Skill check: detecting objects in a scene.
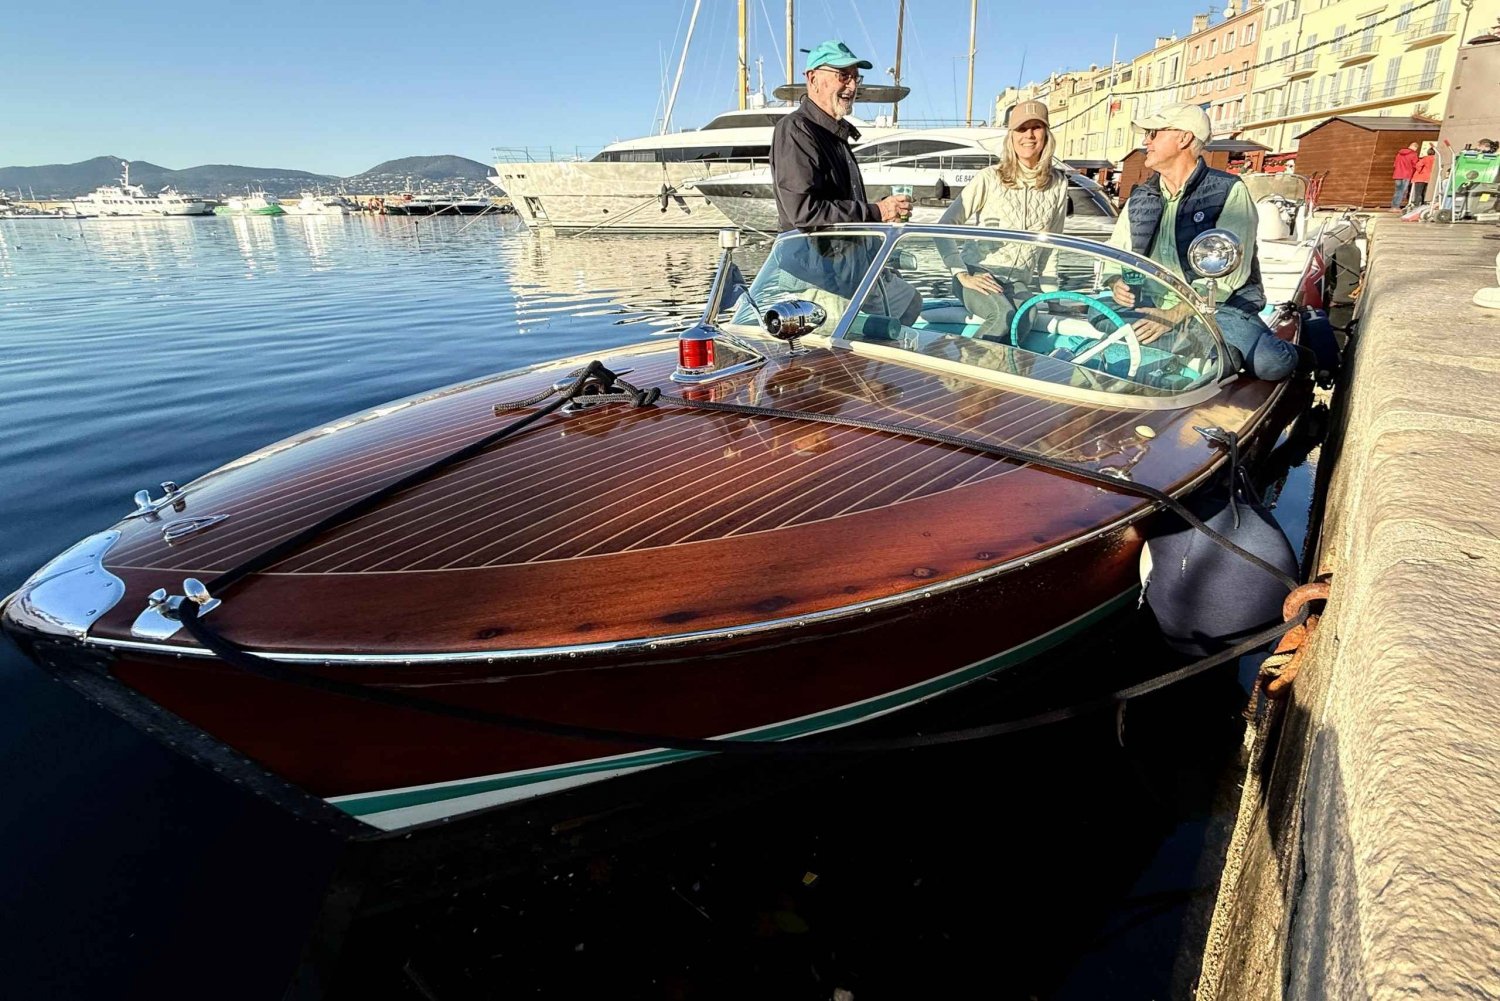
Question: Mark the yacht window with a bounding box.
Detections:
[902,154,1001,171]
[592,145,770,163]
[855,140,967,164]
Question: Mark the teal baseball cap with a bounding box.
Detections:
[803,40,873,72]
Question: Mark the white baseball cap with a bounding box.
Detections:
[1135,102,1212,144]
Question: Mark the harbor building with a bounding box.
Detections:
[1178,0,1266,138]
[1241,0,1498,152]
[996,0,1499,182]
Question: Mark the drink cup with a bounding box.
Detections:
[891,184,913,222]
[1121,268,1151,308]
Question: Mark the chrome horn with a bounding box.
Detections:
[763,300,826,356]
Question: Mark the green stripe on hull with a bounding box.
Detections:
[333,588,1138,819]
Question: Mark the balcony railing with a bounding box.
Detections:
[1331,33,1379,62]
[1404,12,1459,46]
[1287,52,1319,77]
[1379,70,1443,99]
[1247,72,1444,123]
[1212,117,1243,134]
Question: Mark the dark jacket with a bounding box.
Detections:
[771,100,881,232]
[1126,158,1266,314]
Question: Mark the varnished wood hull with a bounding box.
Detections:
[4,331,1302,831]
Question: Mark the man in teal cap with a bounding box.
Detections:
[771,39,911,232]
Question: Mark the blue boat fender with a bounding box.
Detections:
[1300,307,1341,387]
[1139,464,1298,657]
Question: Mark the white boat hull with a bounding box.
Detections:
[492,160,765,234]
[73,199,211,217]
[696,164,1119,241]
[1256,215,1362,308]
[283,201,351,217]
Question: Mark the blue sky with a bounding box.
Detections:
[3,0,1202,176]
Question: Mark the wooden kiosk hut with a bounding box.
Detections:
[1291,116,1440,208]
[1117,139,1270,202]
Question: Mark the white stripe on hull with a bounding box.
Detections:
[330,588,1135,831]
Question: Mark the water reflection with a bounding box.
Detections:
[286,214,342,270]
[227,214,286,277]
[67,217,210,278]
[494,230,771,335]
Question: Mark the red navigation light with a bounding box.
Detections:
[679,336,715,371]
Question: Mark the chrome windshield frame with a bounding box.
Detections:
[762,223,1235,384]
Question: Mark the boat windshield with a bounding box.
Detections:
[1241,173,1307,203]
[735,229,1227,399]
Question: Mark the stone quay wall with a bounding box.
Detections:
[1198,221,1500,999]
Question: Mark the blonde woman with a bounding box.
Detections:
[937,100,1070,341]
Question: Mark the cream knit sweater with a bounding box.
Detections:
[935,167,1070,282]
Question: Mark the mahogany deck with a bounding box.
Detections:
[88,340,1284,656]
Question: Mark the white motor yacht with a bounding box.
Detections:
[72,163,211,217]
[690,127,1119,240]
[493,104,897,235]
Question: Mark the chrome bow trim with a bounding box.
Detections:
[4,531,125,641]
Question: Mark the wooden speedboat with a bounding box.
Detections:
[2,223,1305,835]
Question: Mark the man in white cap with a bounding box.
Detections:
[1105,102,1300,381]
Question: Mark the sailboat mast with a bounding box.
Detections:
[785,0,795,86]
[965,0,978,126]
[738,0,749,110]
[662,0,703,134]
[892,0,905,125]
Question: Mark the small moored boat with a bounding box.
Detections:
[2,223,1306,835]
[282,192,355,216]
[1246,172,1362,309]
[214,191,285,216]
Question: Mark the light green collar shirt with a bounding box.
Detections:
[1105,163,1259,308]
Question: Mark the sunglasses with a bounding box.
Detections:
[1144,128,1184,142]
[815,67,863,84]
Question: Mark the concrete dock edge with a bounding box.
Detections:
[1197,221,1500,1000]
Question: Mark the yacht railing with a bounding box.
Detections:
[491,147,772,169]
[892,117,991,128]
[491,146,607,164]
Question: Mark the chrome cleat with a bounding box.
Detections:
[130,577,222,641]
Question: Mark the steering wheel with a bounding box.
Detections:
[1009,290,1142,377]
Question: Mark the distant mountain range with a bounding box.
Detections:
[0,155,496,199]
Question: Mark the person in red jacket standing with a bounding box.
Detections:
[1410,144,1435,208]
[1392,142,1418,208]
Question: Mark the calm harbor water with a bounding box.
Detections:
[0,214,1327,999]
